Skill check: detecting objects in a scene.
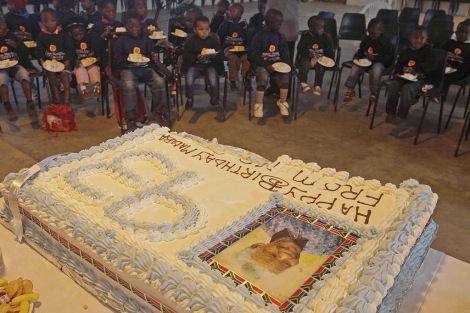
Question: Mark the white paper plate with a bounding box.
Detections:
[0,60,18,69]
[149,34,166,40]
[353,58,372,67]
[171,31,187,38]
[43,60,65,72]
[115,27,126,33]
[229,46,246,52]
[201,51,218,56]
[445,67,457,74]
[127,56,150,63]
[80,57,97,67]
[397,74,418,82]
[272,62,291,73]
[24,41,37,48]
[318,56,335,68]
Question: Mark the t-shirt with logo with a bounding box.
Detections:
[440,39,470,73]
[296,31,334,64]
[249,29,291,68]
[354,33,394,68]
[36,28,77,62]
[217,19,248,49]
[394,44,437,84]
[4,12,41,42]
[0,30,32,69]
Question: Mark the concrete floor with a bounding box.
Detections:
[0,2,469,264]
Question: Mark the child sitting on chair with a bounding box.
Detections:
[80,0,102,24]
[218,2,250,92]
[248,0,266,29]
[0,14,37,122]
[385,26,437,125]
[181,15,224,110]
[69,23,101,100]
[439,21,470,96]
[5,0,41,42]
[344,18,393,102]
[296,16,334,96]
[130,0,160,33]
[36,8,76,105]
[114,9,169,132]
[249,9,292,118]
[210,0,229,33]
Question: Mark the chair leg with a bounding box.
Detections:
[223,73,228,121]
[327,69,336,99]
[165,82,172,128]
[464,90,470,119]
[357,74,362,99]
[414,98,431,145]
[248,83,252,120]
[455,109,470,157]
[295,75,300,120]
[179,75,184,112]
[369,87,382,130]
[36,77,42,109]
[438,96,444,133]
[446,86,463,129]
[334,68,343,112]
[176,75,181,120]
[243,78,247,107]
[11,81,18,106]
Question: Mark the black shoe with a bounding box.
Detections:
[154,111,169,125]
[125,119,137,133]
[230,81,238,92]
[136,115,148,127]
[3,102,18,122]
[210,97,220,107]
[391,116,405,125]
[185,98,194,110]
[385,113,395,124]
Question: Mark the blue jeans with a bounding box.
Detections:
[385,79,424,118]
[344,62,385,93]
[255,66,289,89]
[298,57,325,87]
[121,67,165,119]
[185,66,219,99]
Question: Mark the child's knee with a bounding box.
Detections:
[122,80,136,91]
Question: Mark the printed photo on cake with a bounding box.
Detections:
[213,214,345,302]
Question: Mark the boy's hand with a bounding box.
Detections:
[75,59,82,67]
[63,60,71,69]
[266,64,274,74]
[151,52,158,62]
[197,54,208,61]
[39,59,45,66]
[5,39,17,49]
[308,51,316,59]
[175,22,184,29]
[365,54,374,61]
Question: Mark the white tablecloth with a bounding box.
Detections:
[1,223,469,312]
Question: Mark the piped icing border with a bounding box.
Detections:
[0,125,439,313]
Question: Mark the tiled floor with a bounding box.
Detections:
[1,2,470,264]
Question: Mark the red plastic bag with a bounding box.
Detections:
[42,104,78,132]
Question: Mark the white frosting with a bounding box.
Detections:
[0,125,439,313]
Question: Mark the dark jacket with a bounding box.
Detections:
[181,34,223,75]
[36,28,76,62]
[90,19,125,57]
[114,32,154,70]
[394,44,437,84]
[0,30,32,69]
[440,39,470,73]
[217,19,248,49]
[249,29,291,68]
[81,10,102,24]
[56,9,84,29]
[354,33,394,68]
[4,12,41,41]
[210,15,224,33]
[248,12,264,29]
[72,33,98,60]
[296,31,334,64]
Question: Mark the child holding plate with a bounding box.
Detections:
[5,0,41,43]
[181,15,223,110]
[249,9,292,118]
[217,2,250,92]
[296,16,334,96]
[343,18,393,103]
[36,8,76,105]
[385,26,436,125]
[69,23,101,101]
[114,9,171,132]
[0,14,37,122]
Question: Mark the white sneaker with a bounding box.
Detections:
[301,82,311,92]
[277,101,289,116]
[313,86,321,96]
[254,102,264,118]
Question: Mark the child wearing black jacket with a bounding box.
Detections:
[115,10,171,132]
[0,14,37,122]
[36,8,76,105]
[385,26,437,125]
[5,0,41,42]
[80,0,102,24]
[296,16,334,96]
[218,3,249,92]
[249,9,292,118]
[344,18,394,102]
[181,16,223,110]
